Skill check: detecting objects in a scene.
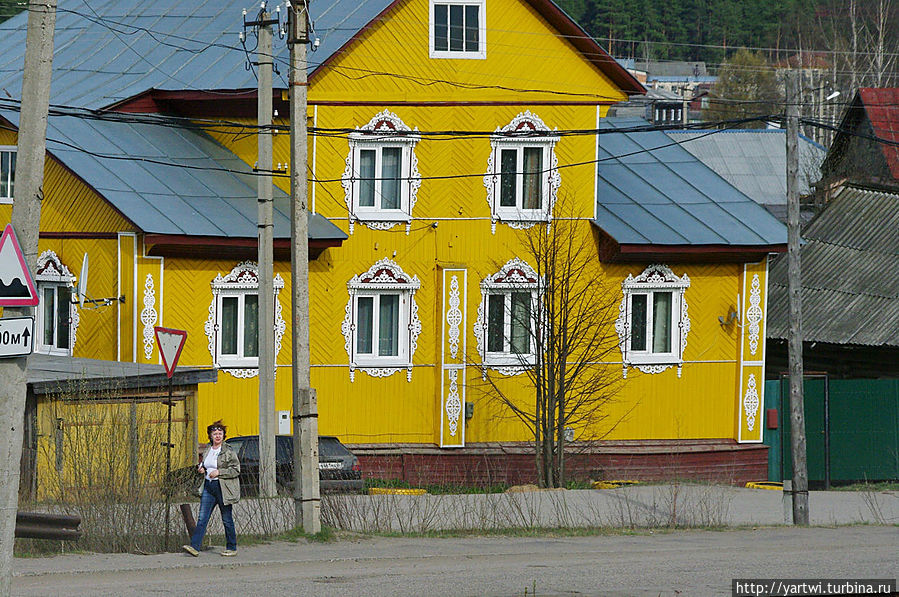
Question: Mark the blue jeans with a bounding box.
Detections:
[190,479,236,551]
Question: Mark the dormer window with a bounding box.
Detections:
[430,0,485,59]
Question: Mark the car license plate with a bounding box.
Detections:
[318,462,342,470]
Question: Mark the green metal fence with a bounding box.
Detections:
[764,377,899,485]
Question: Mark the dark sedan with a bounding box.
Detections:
[225,435,364,494]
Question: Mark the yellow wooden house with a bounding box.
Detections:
[0,0,786,486]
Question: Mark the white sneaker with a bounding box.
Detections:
[182,545,199,557]
[221,549,237,557]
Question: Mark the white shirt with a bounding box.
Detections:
[203,446,221,481]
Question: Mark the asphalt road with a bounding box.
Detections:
[13,526,898,596]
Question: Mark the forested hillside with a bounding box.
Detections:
[557,0,898,85]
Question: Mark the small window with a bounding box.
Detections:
[475,258,539,373]
[205,262,285,376]
[484,112,560,232]
[342,111,421,234]
[430,0,485,59]
[616,264,691,377]
[0,147,16,203]
[342,259,422,381]
[34,251,79,356]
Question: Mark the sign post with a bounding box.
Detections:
[154,326,187,551]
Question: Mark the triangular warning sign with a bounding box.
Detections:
[0,224,39,307]
[154,326,187,378]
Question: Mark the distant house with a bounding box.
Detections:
[634,60,716,97]
[822,88,899,191]
[607,88,686,125]
[666,129,827,222]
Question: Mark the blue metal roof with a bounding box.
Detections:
[0,109,344,241]
[595,118,787,247]
[0,0,392,109]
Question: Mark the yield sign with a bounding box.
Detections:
[154,326,187,378]
[0,224,39,307]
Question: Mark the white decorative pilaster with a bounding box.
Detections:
[141,273,158,360]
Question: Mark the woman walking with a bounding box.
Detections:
[183,420,240,557]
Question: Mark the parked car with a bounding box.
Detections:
[164,435,363,496]
[226,435,363,494]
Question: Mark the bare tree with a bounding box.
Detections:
[475,210,625,488]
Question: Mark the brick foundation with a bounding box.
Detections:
[349,439,768,487]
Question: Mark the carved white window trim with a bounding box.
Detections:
[341,110,421,235]
[474,258,539,376]
[429,0,486,60]
[33,250,79,356]
[746,274,763,356]
[341,258,421,382]
[204,262,285,379]
[141,274,158,361]
[615,264,691,378]
[483,111,561,234]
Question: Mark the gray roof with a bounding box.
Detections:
[666,129,826,207]
[768,186,899,346]
[27,353,217,394]
[635,61,708,77]
[594,118,788,247]
[0,109,345,241]
[0,0,391,109]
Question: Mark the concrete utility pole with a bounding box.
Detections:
[786,70,810,526]
[0,1,57,594]
[288,0,320,533]
[252,8,277,498]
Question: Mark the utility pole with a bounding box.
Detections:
[289,0,320,533]
[0,1,56,594]
[246,6,278,498]
[786,70,810,526]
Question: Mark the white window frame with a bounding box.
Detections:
[341,259,421,382]
[204,262,285,378]
[342,110,420,234]
[34,250,79,356]
[615,264,691,378]
[484,111,561,233]
[429,0,486,60]
[0,146,16,204]
[474,258,539,375]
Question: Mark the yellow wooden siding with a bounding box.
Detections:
[36,238,120,361]
[310,0,627,104]
[117,234,137,362]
